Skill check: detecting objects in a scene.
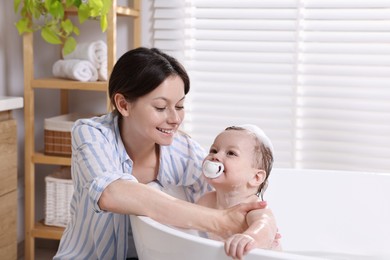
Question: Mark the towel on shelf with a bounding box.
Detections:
[98,59,108,81]
[63,40,107,69]
[52,59,98,82]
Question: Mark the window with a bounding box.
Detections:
[152,0,390,172]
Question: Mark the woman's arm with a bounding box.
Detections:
[98,179,266,238]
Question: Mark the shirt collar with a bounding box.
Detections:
[113,113,132,165]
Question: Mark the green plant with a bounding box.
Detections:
[14,0,111,55]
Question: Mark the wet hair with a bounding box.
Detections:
[109,47,190,112]
[225,126,274,200]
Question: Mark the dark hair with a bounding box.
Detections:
[109,47,190,111]
[225,126,274,201]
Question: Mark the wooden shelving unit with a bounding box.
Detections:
[23,1,141,259]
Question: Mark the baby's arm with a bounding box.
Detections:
[224,207,280,259]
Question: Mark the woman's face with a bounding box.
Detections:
[126,75,186,146]
[204,130,258,189]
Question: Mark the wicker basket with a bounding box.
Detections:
[44,167,73,227]
[44,113,87,156]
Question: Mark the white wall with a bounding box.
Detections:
[1,0,152,244]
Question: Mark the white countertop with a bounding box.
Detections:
[0,96,24,112]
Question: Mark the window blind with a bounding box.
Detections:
[153,0,187,59]
[152,0,390,172]
[296,1,390,171]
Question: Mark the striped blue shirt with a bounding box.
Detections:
[54,112,212,259]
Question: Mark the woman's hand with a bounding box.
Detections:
[215,201,268,239]
[222,203,282,259]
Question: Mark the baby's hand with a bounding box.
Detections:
[224,234,255,260]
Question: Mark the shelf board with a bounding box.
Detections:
[33,152,71,166]
[65,5,139,17]
[32,221,64,240]
[31,78,107,91]
[116,6,140,17]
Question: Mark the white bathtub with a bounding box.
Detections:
[130,169,390,260]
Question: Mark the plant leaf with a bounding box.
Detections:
[44,0,52,12]
[100,14,107,32]
[62,36,77,56]
[89,0,103,17]
[15,18,31,35]
[78,4,90,24]
[14,0,22,13]
[73,26,80,36]
[102,0,111,12]
[65,0,75,8]
[48,0,65,19]
[90,0,103,10]
[73,0,82,8]
[61,19,74,35]
[41,27,62,45]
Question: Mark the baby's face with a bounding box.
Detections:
[204,130,258,186]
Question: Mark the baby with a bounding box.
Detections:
[197,124,281,259]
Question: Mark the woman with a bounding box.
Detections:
[54,47,274,259]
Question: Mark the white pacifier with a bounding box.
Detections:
[202,160,224,178]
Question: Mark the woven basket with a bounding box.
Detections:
[44,113,89,156]
[44,167,73,227]
[44,129,71,156]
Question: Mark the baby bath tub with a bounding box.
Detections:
[130,169,390,259]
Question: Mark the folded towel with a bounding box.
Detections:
[63,40,107,69]
[98,59,108,81]
[52,59,98,82]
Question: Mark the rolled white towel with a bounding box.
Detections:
[52,59,98,82]
[63,40,107,69]
[98,59,108,81]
